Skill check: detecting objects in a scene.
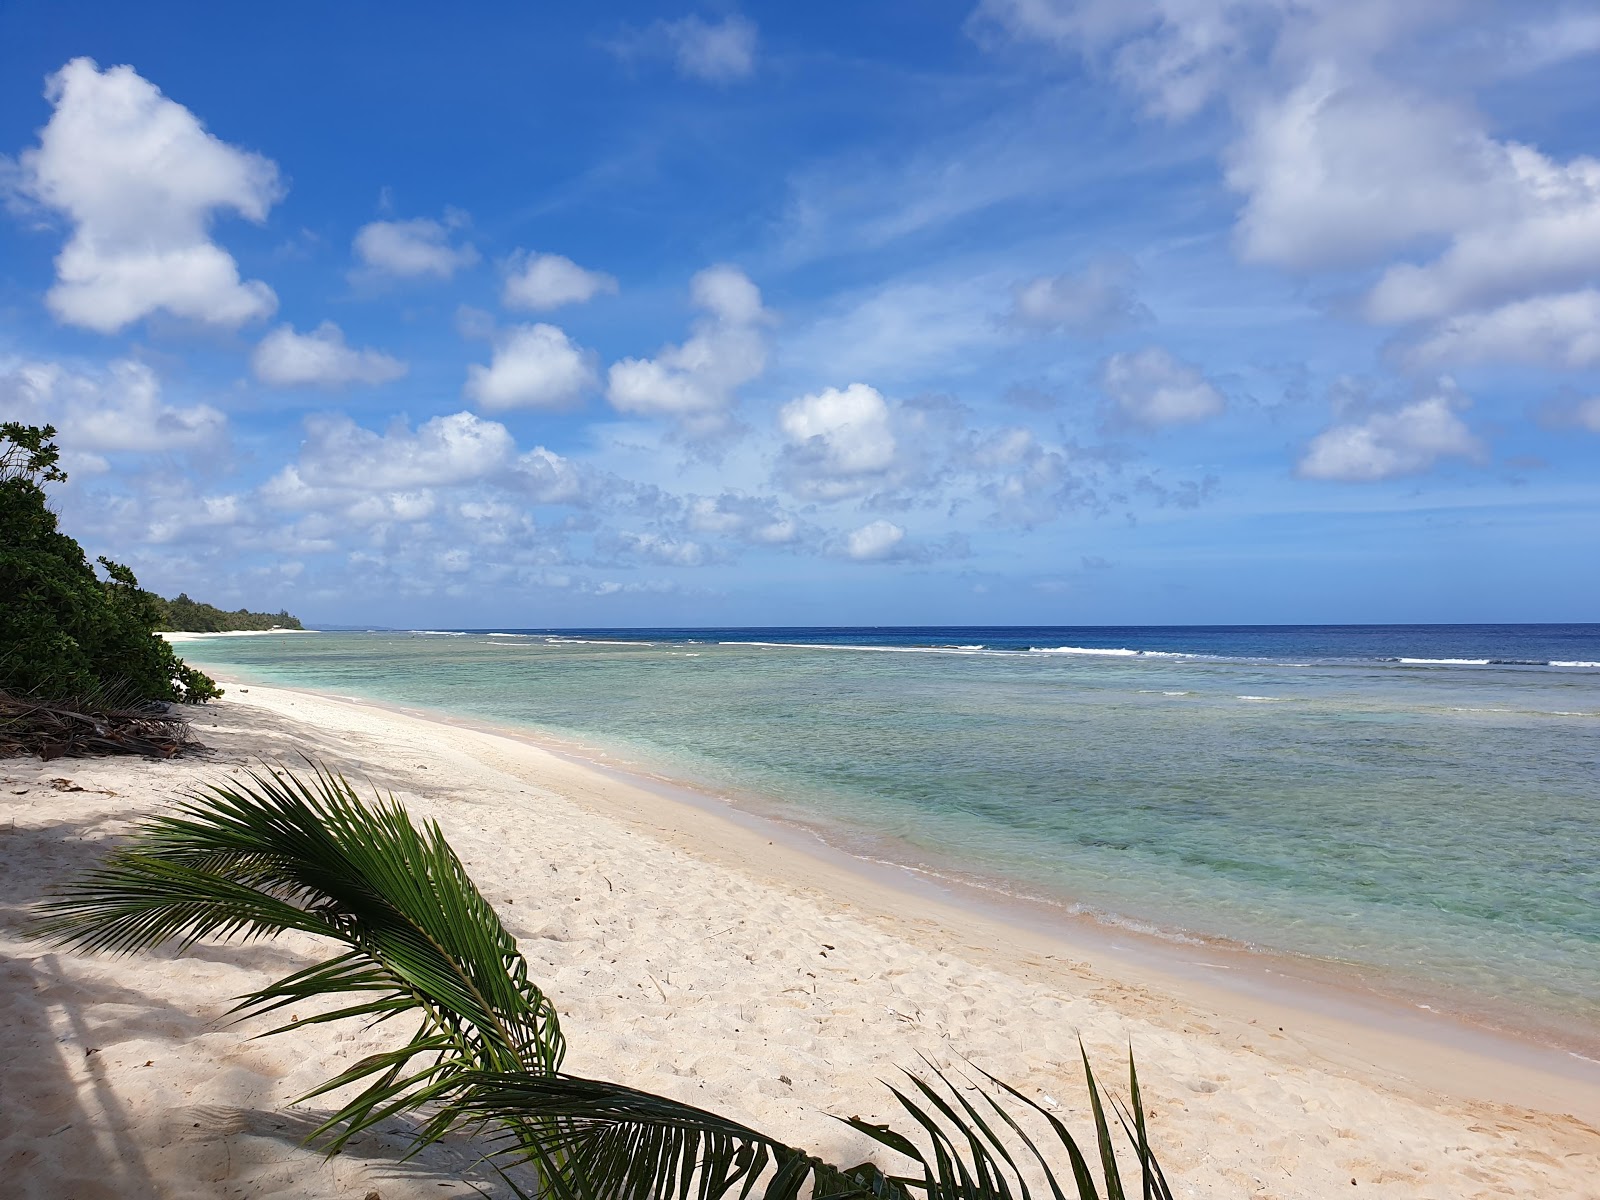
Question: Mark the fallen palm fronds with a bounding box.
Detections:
[0,688,204,760]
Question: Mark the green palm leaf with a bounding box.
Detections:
[35,766,1171,1198]
[34,764,564,1149]
[447,1054,1170,1200]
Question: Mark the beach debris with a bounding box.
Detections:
[0,689,204,760]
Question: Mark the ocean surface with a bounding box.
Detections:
[176,624,1600,1053]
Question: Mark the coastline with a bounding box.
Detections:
[197,654,1600,1074]
[5,681,1598,1197]
[230,673,1600,1100]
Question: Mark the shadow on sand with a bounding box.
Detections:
[0,810,529,1198]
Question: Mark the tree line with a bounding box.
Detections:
[154,593,303,633]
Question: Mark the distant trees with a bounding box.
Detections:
[0,422,221,704]
[154,593,303,633]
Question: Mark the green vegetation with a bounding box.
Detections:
[0,422,220,706]
[37,766,1173,1200]
[154,593,303,633]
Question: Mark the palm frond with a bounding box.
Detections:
[33,764,564,1148]
[447,1053,1170,1200]
[33,765,1173,1198]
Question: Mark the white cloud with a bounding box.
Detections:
[1405,290,1600,370]
[690,262,765,324]
[1225,67,1600,333]
[1010,258,1149,334]
[140,491,247,544]
[845,519,905,562]
[287,410,515,491]
[606,264,769,426]
[466,323,597,410]
[1226,69,1504,273]
[1298,389,1486,482]
[511,446,586,504]
[353,215,479,279]
[252,322,407,387]
[13,57,281,332]
[614,531,709,567]
[962,426,1078,526]
[621,14,758,82]
[686,493,800,545]
[971,0,1281,120]
[1,356,226,455]
[979,2,1600,373]
[502,251,618,311]
[1364,147,1600,323]
[779,383,898,483]
[1098,347,1224,427]
[973,1,1470,122]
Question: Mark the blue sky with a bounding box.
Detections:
[2,1,1598,627]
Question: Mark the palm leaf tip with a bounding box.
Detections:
[454,1055,1170,1200]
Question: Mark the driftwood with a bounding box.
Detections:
[0,690,205,760]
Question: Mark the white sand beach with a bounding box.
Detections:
[2,684,1597,1199]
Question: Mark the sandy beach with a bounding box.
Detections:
[3,684,1598,1199]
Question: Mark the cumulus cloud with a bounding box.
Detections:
[502,251,618,311]
[12,57,281,332]
[610,531,709,567]
[466,323,598,410]
[612,14,758,83]
[1226,70,1504,273]
[979,2,1600,373]
[1364,148,1600,324]
[1404,290,1600,370]
[845,519,905,561]
[353,214,479,279]
[252,322,407,387]
[962,426,1081,526]
[1225,67,1600,335]
[1298,388,1486,482]
[686,493,800,545]
[606,264,769,428]
[285,410,515,491]
[511,446,586,504]
[1098,347,1224,427]
[1,356,226,458]
[1009,257,1149,334]
[779,383,898,497]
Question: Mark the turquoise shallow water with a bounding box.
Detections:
[176,627,1600,1052]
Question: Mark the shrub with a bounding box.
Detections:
[0,423,220,704]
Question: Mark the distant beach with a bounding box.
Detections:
[158,628,317,642]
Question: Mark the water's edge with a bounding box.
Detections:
[202,660,1600,1079]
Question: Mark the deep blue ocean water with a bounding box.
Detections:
[177,624,1600,1051]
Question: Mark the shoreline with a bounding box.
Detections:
[200,661,1600,1081]
[5,681,1599,1197]
[205,672,1600,1118]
